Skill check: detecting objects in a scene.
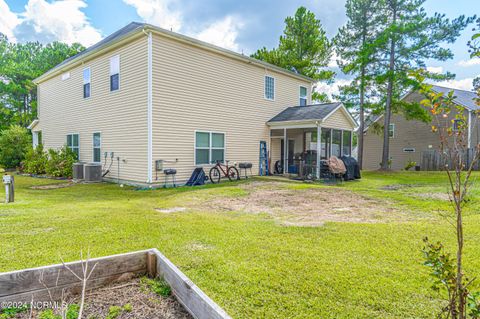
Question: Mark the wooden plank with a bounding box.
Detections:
[0,270,144,304]
[0,250,148,297]
[151,248,231,319]
[146,251,157,278]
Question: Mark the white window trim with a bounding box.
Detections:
[92,132,101,163]
[109,55,120,92]
[264,75,275,101]
[299,85,308,105]
[388,123,395,138]
[194,130,226,166]
[83,67,91,99]
[66,133,80,159]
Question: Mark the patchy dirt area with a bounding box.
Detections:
[413,192,451,201]
[177,182,414,226]
[29,182,75,190]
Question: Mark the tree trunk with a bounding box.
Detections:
[381,5,397,170]
[358,9,368,170]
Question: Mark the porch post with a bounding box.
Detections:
[316,123,321,179]
[283,128,288,174]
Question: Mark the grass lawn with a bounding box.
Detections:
[2,171,480,318]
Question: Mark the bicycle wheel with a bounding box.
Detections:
[227,166,240,181]
[209,166,221,184]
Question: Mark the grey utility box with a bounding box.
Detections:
[73,162,85,180]
[84,163,102,183]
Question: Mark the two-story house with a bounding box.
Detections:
[29,22,356,185]
[362,85,479,170]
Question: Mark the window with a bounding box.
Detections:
[332,129,342,157]
[342,131,352,156]
[321,128,331,159]
[195,131,225,165]
[300,86,308,106]
[83,67,91,98]
[61,72,70,80]
[110,55,120,91]
[67,134,79,160]
[388,123,395,138]
[264,76,275,100]
[93,132,101,162]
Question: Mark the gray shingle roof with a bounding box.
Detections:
[431,85,479,111]
[46,22,145,75]
[36,22,314,84]
[268,103,342,123]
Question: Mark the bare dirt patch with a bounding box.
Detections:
[196,182,412,226]
[29,182,74,190]
[156,207,187,214]
[414,192,451,201]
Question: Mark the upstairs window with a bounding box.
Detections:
[83,67,91,98]
[61,72,70,80]
[67,134,80,160]
[264,76,275,100]
[388,123,395,138]
[300,86,307,106]
[93,132,101,162]
[110,55,120,91]
[195,131,225,165]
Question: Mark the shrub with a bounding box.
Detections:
[45,146,76,178]
[0,125,31,169]
[404,160,417,171]
[23,144,48,175]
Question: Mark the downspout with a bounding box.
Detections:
[316,121,321,179]
[468,110,472,149]
[144,29,153,184]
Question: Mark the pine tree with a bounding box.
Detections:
[252,7,334,102]
[334,0,383,168]
[375,0,473,170]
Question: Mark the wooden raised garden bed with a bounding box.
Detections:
[0,249,230,319]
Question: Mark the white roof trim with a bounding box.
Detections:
[27,119,39,130]
[35,24,314,84]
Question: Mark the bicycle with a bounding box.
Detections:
[209,160,240,184]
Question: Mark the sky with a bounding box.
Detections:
[1,0,479,97]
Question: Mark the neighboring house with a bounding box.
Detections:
[362,85,479,171]
[29,22,356,186]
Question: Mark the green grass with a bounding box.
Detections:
[1,171,480,318]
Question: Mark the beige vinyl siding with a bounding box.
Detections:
[37,36,148,183]
[362,91,465,170]
[323,108,355,130]
[151,33,312,183]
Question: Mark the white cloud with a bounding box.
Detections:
[124,0,244,52]
[123,0,182,31]
[435,77,476,91]
[0,0,20,41]
[457,59,480,67]
[315,79,351,100]
[427,66,443,74]
[194,16,243,51]
[0,0,101,46]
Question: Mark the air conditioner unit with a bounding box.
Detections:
[84,163,102,182]
[73,162,85,180]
